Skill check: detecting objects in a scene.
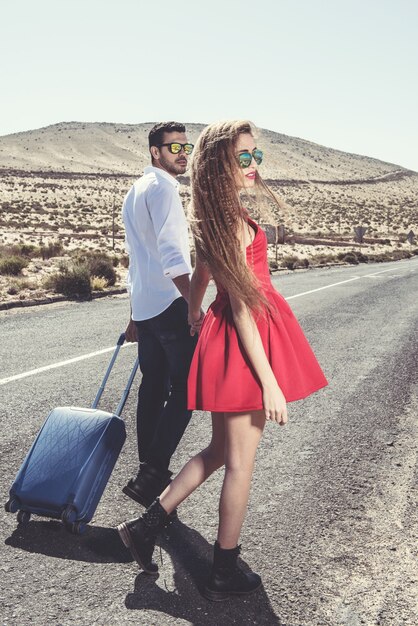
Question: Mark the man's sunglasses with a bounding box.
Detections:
[237,148,263,168]
[158,142,194,155]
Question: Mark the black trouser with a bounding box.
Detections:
[135,297,198,472]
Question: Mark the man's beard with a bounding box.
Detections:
[159,154,187,176]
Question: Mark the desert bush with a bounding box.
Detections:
[40,240,64,260]
[71,251,117,286]
[281,255,299,270]
[46,264,92,300]
[10,243,40,258]
[90,276,107,291]
[119,254,129,268]
[7,278,36,295]
[87,255,117,286]
[341,253,359,265]
[313,253,337,265]
[356,252,369,263]
[367,253,391,263]
[0,255,29,275]
[391,249,412,260]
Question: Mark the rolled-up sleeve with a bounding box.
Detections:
[147,183,191,279]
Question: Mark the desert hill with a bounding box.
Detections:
[0,121,414,181]
[1,122,417,306]
[0,122,417,240]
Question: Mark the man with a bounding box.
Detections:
[122,121,199,510]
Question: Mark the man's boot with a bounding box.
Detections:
[202,541,262,601]
[117,498,169,574]
[122,462,173,508]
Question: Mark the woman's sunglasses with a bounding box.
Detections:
[237,148,263,168]
[158,142,194,155]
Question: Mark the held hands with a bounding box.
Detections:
[188,309,205,336]
[262,380,288,426]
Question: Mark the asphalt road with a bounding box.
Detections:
[1,259,417,626]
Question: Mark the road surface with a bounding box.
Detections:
[1,259,417,625]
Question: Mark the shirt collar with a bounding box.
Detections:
[144,165,180,189]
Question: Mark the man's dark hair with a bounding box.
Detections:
[148,121,186,149]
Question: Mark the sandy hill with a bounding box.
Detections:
[0,121,414,180]
[0,122,417,239]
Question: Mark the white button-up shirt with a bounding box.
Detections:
[122,166,191,321]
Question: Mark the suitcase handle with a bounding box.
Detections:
[91,333,139,417]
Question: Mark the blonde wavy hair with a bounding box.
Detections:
[190,120,287,312]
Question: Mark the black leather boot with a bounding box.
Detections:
[117,498,169,574]
[203,541,262,601]
[122,463,173,508]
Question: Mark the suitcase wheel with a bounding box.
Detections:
[5,498,19,514]
[61,505,77,524]
[16,510,31,524]
[65,521,87,535]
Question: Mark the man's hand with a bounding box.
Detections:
[125,319,138,343]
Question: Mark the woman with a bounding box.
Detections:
[117,120,328,601]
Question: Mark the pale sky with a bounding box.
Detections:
[2,0,417,171]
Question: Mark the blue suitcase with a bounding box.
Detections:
[5,333,138,534]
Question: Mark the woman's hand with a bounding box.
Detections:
[262,380,288,426]
[188,309,205,336]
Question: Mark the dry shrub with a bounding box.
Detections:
[90,276,107,291]
[281,255,300,270]
[6,278,35,295]
[46,263,92,300]
[391,249,412,260]
[40,241,64,259]
[119,254,129,268]
[340,252,359,265]
[73,251,117,286]
[9,243,40,258]
[0,255,29,275]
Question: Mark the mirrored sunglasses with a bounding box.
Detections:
[158,142,194,155]
[237,148,263,168]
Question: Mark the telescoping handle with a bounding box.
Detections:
[91,333,139,417]
[115,358,139,417]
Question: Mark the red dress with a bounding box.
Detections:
[187,220,328,412]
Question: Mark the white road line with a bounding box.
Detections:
[1,261,417,386]
[0,343,133,386]
[285,276,361,300]
[286,263,417,300]
[362,266,411,278]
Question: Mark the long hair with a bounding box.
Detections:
[190,120,287,312]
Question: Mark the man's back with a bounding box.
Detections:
[123,165,191,321]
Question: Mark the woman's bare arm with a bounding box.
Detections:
[229,294,287,424]
[188,252,211,334]
[229,222,287,424]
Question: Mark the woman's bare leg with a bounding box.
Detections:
[217,410,265,548]
[159,412,225,514]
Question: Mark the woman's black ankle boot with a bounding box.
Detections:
[117,498,169,574]
[203,541,262,601]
